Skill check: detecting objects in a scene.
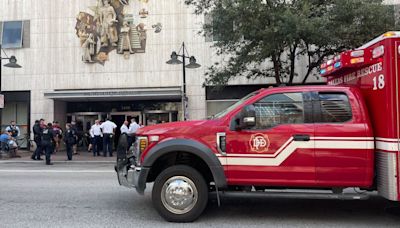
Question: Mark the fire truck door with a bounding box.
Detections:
[225,92,316,186]
[314,92,373,187]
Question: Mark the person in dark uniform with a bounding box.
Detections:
[31,120,43,160]
[71,121,79,155]
[64,123,76,161]
[41,123,54,165]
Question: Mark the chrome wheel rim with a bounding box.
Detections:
[161,176,198,215]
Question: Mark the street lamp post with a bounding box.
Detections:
[0,44,22,129]
[166,42,201,121]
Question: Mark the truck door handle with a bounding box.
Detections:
[293,134,310,141]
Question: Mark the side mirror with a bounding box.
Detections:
[235,105,256,130]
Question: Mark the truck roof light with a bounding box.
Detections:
[320,69,326,74]
[327,59,334,66]
[320,63,327,68]
[327,66,333,71]
[334,62,341,68]
[383,31,397,37]
[350,57,364,64]
[351,50,364,57]
[372,45,384,58]
[334,55,341,61]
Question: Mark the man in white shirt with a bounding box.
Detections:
[128,118,141,146]
[100,118,117,157]
[120,121,129,135]
[90,120,103,156]
[129,118,140,134]
[120,120,131,149]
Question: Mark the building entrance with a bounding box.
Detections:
[65,100,181,150]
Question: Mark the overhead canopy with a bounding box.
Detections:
[44,87,182,102]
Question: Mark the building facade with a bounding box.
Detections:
[1,0,216,138]
[5,0,393,138]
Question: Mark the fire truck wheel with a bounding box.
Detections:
[152,165,208,222]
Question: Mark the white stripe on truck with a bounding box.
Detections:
[219,137,374,166]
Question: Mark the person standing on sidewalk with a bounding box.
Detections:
[120,121,129,134]
[31,120,43,160]
[100,118,117,157]
[120,120,130,146]
[90,120,102,156]
[63,123,76,161]
[88,128,94,153]
[41,123,54,165]
[128,118,141,147]
[52,121,62,154]
[71,121,79,155]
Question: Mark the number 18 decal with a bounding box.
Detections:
[373,74,385,90]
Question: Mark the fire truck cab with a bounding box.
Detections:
[116,32,400,222]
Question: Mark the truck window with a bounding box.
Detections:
[212,91,259,119]
[318,93,352,123]
[253,93,305,129]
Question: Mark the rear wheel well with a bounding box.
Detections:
[147,152,214,185]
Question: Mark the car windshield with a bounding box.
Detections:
[210,91,259,119]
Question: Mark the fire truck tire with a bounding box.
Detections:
[152,165,208,222]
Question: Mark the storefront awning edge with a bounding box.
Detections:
[44,88,183,101]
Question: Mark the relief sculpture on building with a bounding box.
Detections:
[75,0,162,64]
[99,0,119,47]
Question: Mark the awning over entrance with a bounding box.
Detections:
[44,87,182,101]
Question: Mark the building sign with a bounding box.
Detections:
[75,0,162,64]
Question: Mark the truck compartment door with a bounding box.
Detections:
[314,92,374,187]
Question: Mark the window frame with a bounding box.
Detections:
[313,91,353,124]
[1,20,24,49]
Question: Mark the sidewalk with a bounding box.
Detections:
[0,149,115,164]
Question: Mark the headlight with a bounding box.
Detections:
[136,136,148,166]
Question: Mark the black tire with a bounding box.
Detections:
[152,165,208,222]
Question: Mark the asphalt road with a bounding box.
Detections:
[0,162,399,228]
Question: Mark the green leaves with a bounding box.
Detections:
[186,0,397,86]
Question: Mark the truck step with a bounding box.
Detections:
[219,191,370,200]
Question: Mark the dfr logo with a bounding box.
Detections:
[249,133,270,153]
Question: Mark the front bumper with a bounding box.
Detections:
[115,157,149,194]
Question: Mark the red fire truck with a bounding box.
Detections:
[116,32,400,222]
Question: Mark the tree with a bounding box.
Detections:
[185,0,397,86]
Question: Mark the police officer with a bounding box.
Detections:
[31,120,44,160]
[6,121,20,138]
[64,123,76,161]
[41,123,54,165]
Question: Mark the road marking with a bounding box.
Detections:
[0,170,115,173]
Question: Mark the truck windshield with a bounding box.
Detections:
[210,91,259,119]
